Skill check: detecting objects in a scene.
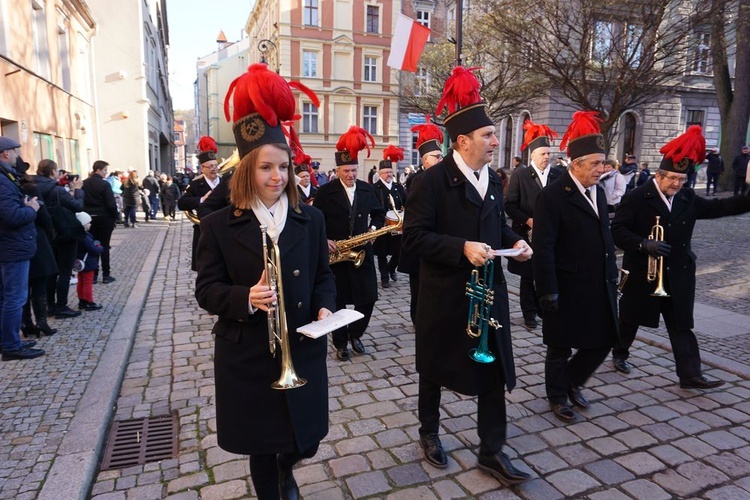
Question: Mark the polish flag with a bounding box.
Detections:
[387,14,431,73]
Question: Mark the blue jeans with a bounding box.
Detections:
[0,260,30,351]
[149,195,159,218]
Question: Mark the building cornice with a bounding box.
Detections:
[63,0,96,29]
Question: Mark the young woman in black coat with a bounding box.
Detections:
[195,63,334,500]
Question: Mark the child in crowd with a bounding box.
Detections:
[75,212,104,311]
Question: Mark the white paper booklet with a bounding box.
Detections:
[493,247,524,257]
[297,309,365,339]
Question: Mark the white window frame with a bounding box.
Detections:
[57,9,71,91]
[302,102,319,133]
[590,20,613,67]
[363,56,377,82]
[414,66,430,96]
[416,9,431,41]
[302,50,318,78]
[363,105,378,135]
[690,31,712,75]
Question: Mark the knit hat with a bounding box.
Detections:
[379,145,404,170]
[411,115,444,157]
[335,126,374,166]
[521,119,558,152]
[196,136,218,165]
[224,63,319,159]
[658,125,706,173]
[436,66,493,142]
[76,212,92,226]
[559,111,606,160]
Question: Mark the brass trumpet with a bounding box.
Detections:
[647,216,670,297]
[465,259,501,364]
[260,225,307,390]
[329,194,403,267]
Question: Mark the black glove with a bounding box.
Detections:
[641,238,671,257]
[539,294,559,313]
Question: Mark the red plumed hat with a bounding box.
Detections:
[521,119,558,152]
[379,145,404,170]
[436,66,493,141]
[658,125,706,173]
[223,63,319,158]
[196,136,218,164]
[335,126,375,166]
[559,111,606,160]
[411,115,444,157]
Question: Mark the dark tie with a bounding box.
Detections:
[474,171,480,180]
[585,188,592,202]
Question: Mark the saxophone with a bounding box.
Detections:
[329,195,403,268]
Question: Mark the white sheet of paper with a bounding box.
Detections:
[297,309,365,339]
[493,248,524,257]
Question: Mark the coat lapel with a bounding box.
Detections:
[529,168,544,190]
[560,172,598,219]
[643,180,670,220]
[227,209,264,260]
[480,174,503,221]
[670,188,691,221]
[443,154,483,209]
[279,207,310,255]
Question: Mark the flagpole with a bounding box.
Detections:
[456,0,463,66]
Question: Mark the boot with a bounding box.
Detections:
[32,295,57,336]
[21,301,40,338]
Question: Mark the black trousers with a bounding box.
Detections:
[519,276,538,319]
[418,374,507,456]
[249,445,318,500]
[48,240,77,309]
[612,299,702,380]
[408,270,419,325]
[545,346,611,404]
[734,175,747,196]
[705,172,720,194]
[90,215,116,278]
[331,302,374,348]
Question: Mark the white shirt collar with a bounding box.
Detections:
[454,151,489,200]
[205,175,220,190]
[653,177,672,211]
[299,184,311,197]
[530,161,549,187]
[569,173,599,217]
[340,179,356,204]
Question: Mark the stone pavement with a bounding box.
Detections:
[1,204,749,499]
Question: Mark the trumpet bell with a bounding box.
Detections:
[271,368,307,390]
[469,348,496,364]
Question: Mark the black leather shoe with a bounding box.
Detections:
[419,434,448,468]
[524,317,538,329]
[350,338,366,354]
[613,358,632,374]
[55,306,82,319]
[21,325,40,338]
[477,451,531,485]
[79,301,103,311]
[680,375,725,390]
[2,347,45,361]
[390,271,398,282]
[381,280,390,288]
[277,459,299,500]
[550,402,577,423]
[336,347,350,361]
[102,276,116,284]
[568,386,590,409]
[0,340,37,353]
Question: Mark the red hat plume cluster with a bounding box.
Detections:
[660,125,706,165]
[435,66,482,116]
[521,119,558,151]
[197,136,218,153]
[382,145,404,163]
[336,126,375,161]
[410,115,444,147]
[559,111,602,154]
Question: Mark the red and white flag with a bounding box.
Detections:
[387,14,431,73]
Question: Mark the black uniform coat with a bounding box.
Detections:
[178,174,219,270]
[297,184,318,205]
[505,165,562,278]
[402,151,522,395]
[532,171,619,349]
[313,179,385,304]
[195,204,336,455]
[611,181,750,331]
[373,180,407,256]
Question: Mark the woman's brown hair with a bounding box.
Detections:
[230,143,299,210]
[124,170,140,188]
[37,159,57,178]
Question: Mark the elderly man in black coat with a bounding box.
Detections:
[313,127,385,362]
[533,111,619,424]
[611,126,750,388]
[505,119,562,329]
[403,66,532,486]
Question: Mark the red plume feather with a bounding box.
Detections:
[197,136,218,153]
[659,125,706,165]
[521,119,558,151]
[336,126,375,160]
[559,111,603,153]
[223,63,319,127]
[411,115,444,148]
[436,66,483,116]
[382,145,404,163]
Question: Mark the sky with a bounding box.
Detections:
[166,0,255,110]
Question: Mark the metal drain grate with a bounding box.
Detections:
[100,413,178,470]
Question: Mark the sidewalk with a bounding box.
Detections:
[1,215,749,499]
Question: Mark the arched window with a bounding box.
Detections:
[622,113,636,164]
[503,116,513,169]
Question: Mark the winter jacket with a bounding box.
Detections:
[77,232,103,272]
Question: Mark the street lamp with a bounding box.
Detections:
[258,39,279,73]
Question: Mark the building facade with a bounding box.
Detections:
[194,35,251,162]
[88,0,174,176]
[0,0,97,174]
[244,0,402,179]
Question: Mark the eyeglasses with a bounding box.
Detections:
[662,174,687,184]
[427,154,444,160]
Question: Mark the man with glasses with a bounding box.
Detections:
[611,126,750,388]
[178,136,221,271]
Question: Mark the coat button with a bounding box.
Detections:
[358,214,362,218]
[293,269,300,277]
[297,302,302,309]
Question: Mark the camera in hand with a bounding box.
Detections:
[67,174,80,181]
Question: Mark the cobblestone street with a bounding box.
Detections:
[1,199,749,499]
